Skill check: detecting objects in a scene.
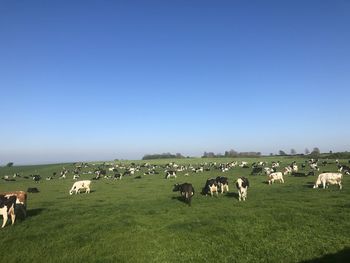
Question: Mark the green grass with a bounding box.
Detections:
[1,157,350,263]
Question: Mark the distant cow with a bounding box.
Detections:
[236,177,249,201]
[216,176,229,193]
[267,172,284,184]
[32,175,41,182]
[338,165,350,175]
[203,178,219,197]
[69,180,92,195]
[165,171,177,179]
[313,173,343,190]
[251,167,263,175]
[0,195,17,228]
[173,183,195,206]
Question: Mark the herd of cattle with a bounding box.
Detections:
[1,158,349,227]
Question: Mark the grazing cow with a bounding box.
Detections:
[69,180,92,195]
[313,173,343,190]
[113,173,122,180]
[271,161,280,168]
[203,178,219,197]
[216,176,229,193]
[32,175,41,182]
[236,177,249,201]
[264,167,276,175]
[310,163,320,171]
[173,183,195,206]
[73,174,80,180]
[165,171,177,179]
[267,172,284,184]
[0,191,27,219]
[0,195,17,228]
[338,165,350,175]
[251,167,263,175]
[239,161,248,167]
[282,166,292,176]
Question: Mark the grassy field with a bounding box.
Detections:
[1,157,350,263]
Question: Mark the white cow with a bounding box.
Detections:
[69,180,92,195]
[313,173,343,190]
[267,172,284,184]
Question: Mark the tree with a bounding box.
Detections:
[6,162,14,167]
[311,147,320,156]
[290,149,297,155]
[305,148,310,155]
[279,150,287,156]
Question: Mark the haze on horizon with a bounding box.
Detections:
[1,1,349,165]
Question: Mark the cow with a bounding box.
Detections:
[338,165,350,175]
[203,178,219,197]
[0,191,27,219]
[267,172,284,184]
[165,171,177,179]
[251,167,263,175]
[113,173,122,180]
[173,183,195,206]
[236,177,249,201]
[0,195,17,228]
[216,176,229,193]
[310,163,320,171]
[313,173,343,190]
[32,175,41,182]
[271,161,280,168]
[69,180,92,195]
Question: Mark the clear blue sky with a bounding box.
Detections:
[1,0,349,164]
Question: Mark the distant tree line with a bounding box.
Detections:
[142,153,185,160]
[202,149,261,158]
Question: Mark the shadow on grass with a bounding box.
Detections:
[224,192,239,200]
[304,182,315,188]
[27,208,45,218]
[171,196,191,206]
[299,247,350,263]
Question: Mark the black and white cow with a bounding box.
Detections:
[338,165,350,175]
[216,176,229,193]
[173,183,195,206]
[236,177,249,201]
[0,195,17,228]
[32,175,41,183]
[165,171,177,179]
[251,167,263,175]
[202,178,219,197]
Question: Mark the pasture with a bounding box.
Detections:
[1,157,350,263]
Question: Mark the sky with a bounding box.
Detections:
[1,0,349,164]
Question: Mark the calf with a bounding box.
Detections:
[216,176,229,193]
[69,180,92,195]
[173,183,195,206]
[203,178,219,197]
[267,172,284,184]
[313,173,343,190]
[0,195,16,228]
[236,177,249,201]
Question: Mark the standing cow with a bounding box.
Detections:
[236,177,249,201]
